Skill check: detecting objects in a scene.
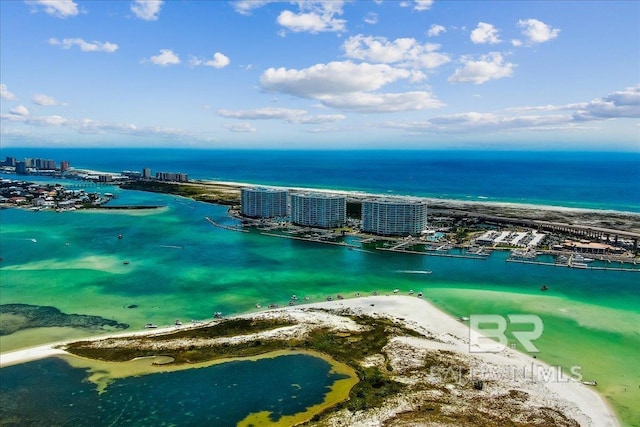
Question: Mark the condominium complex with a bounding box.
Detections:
[290,193,346,228]
[155,172,189,182]
[241,187,289,218]
[362,198,428,236]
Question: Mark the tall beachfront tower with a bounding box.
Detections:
[362,198,428,236]
[241,187,289,219]
[290,193,346,228]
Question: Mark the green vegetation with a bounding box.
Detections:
[65,313,425,417]
[120,181,240,205]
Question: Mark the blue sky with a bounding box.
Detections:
[1,0,639,150]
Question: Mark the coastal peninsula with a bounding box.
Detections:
[1,296,618,426]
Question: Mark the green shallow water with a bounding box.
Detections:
[0,187,638,426]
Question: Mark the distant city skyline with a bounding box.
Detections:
[0,0,639,150]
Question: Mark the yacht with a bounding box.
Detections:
[144,323,158,329]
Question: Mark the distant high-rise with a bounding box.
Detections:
[60,161,70,171]
[15,161,28,175]
[362,199,428,236]
[142,168,152,178]
[155,172,188,182]
[290,193,346,228]
[3,157,16,167]
[241,187,288,218]
[34,158,56,170]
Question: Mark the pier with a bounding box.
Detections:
[506,258,639,272]
[205,216,249,233]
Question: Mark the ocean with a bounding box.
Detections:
[0,149,639,426]
[3,148,639,212]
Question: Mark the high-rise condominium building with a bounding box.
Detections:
[290,193,346,228]
[240,187,289,218]
[362,199,428,236]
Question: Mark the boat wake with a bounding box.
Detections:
[396,270,432,275]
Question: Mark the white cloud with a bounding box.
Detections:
[26,0,78,18]
[470,22,501,44]
[427,24,446,37]
[363,12,378,25]
[448,52,515,84]
[223,123,257,133]
[511,39,523,47]
[260,61,443,113]
[32,93,65,106]
[10,105,30,116]
[147,49,180,66]
[261,61,413,98]
[319,91,443,113]
[380,86,640,135]
[573,85,640,121]
[413,0,434,11]
[518,19,560,44]
[131,0,163,21]
[232,0,275,16]
[218,107,345,124]
[190,52,230,69]
[342,35,450,70]
[48,38,118,53]
[277,1,346,34]
[1,84,17,101]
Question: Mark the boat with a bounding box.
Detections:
[123,261,130,265]
[582,380,597,386]
[144,323,158,329]
[255,303,262,309]
[268,303,278,309]
[213,311,223,319]
[573,254,594,263]
[174,320,183,326]
[393,288,399,294]
[458,316,469,322]
[409,290,414,295]
[417,292,423,298]
[326,296,333,301]
[540,285,549,291]
[290,294,298,301]
[288,300,295,306]
[572,262,588,268]
[304,296,310,301]
[117,234,123,239]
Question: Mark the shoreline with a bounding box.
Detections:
[0,295,620,426]
[196,178,640,216]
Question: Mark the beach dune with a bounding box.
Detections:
[0,295,619,426]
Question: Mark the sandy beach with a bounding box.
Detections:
[0,295,619,426]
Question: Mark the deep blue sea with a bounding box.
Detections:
[2,148,639,212]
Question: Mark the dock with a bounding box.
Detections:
[377,247,489,260]
[506,258,639,272]
[260,231,360,248]
[205,216,249,233]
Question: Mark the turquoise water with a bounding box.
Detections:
[0,354,346,426]
[1,180,639,425]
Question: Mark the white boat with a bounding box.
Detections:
[255,303,262,309]
[144,323,158,329]
[582,380,597,386]
[573,254,594,263]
